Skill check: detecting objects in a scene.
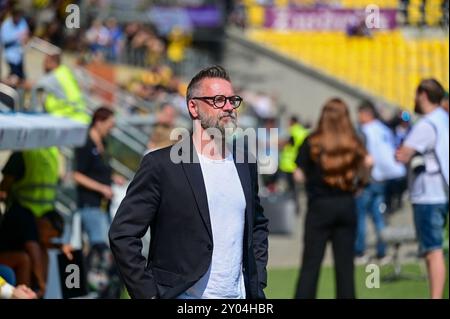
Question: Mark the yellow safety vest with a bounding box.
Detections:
[45,65,91,124]
[279,123,309,173]
[11,147,59,218]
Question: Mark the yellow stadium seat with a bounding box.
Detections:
[408,4,422,26]
[247,5,265,28]
[246,29,449,109]
[274,0,289,7]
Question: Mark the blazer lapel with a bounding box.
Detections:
[180,139,213,241]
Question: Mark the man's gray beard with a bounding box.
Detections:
[198,110,237,140]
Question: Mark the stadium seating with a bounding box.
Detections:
[341,0,399,8]
[248,29,449,109]
[242,0,447,27]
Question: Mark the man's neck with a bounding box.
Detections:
[192,121,229,160]
[422,103,439,115]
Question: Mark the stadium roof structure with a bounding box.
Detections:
[0,113,88,150]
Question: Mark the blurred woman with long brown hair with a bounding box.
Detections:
[294,98,370,299]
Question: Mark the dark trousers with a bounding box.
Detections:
[8,61,25,80]
[295,195,357,299]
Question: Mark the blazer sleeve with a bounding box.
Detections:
[108,153,161,299]
[250,161,269,298]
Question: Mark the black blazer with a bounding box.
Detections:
[109,138,269,299]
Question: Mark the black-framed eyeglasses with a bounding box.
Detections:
[191,95,243,109]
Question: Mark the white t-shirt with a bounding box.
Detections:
[177,152,247,299]
[404,117,448,204]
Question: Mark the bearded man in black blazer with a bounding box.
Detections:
[109,65,269,299]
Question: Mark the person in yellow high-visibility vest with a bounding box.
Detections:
[279,116,309,214]
[35,53,91,124]
[0,147,71,298]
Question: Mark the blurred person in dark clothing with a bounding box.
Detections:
[72,106,123,298]
[293,98,370,299]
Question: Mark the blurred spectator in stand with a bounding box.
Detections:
[146,103,179,153]
[229,0,247,29]
[294,98,370,299]
[85,19,110,59]
[1,8,29,79]
[167,27,191,73]
[105,17,123,62]
[123,22,141,64]
[146,32,166,67]
[129,25,153,67]
[34,53,91,124]
[346,14,372,37]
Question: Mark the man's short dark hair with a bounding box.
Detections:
[358,100,378,118]
[417,79,445,105]
[186,65,231,104]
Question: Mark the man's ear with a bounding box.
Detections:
[188,100,198,119]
